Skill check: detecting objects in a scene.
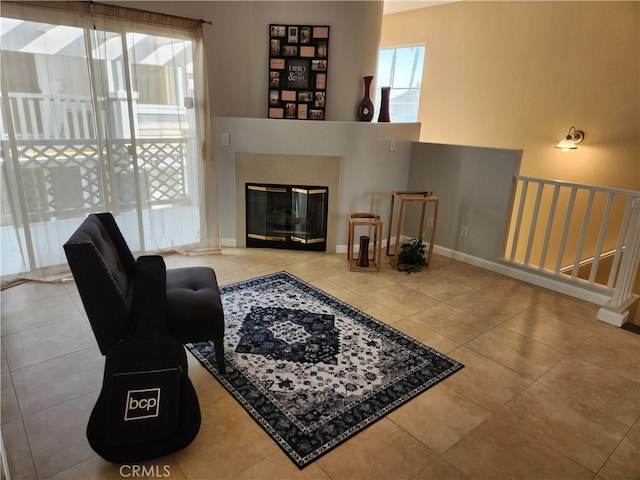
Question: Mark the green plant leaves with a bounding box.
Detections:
[397,238,426,273]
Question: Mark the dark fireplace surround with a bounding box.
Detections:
[245,183,329,252]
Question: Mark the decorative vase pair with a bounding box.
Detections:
[357,76,390,122]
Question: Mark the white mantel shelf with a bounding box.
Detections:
[215,117,420,156]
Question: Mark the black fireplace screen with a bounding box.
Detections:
[246,183,328,251]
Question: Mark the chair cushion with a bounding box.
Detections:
[166,267,224,343]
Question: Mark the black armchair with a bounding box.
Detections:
[63,212,225,373]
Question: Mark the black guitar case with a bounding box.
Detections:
[86,255,201,463]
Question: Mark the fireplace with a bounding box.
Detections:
[246,183,329,251]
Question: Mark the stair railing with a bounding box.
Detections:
[597,197,640,326]
[503,175,640,326]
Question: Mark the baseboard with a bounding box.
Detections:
[221,238,237,248]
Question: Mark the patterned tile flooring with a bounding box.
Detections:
[1,248,638,479]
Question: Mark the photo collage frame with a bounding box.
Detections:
[268,24,329,120]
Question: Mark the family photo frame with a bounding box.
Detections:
[268,24,330,120]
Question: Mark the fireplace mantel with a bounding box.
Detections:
[236,153,340,251]
[214,117,421,251]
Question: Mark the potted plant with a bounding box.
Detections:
[396,238,427,273]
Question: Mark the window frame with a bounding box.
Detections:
[375,44,425,123]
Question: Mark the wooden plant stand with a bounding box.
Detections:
[347,213,383,272]
[386,191,439,269]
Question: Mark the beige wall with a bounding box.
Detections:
[381,1,640,190]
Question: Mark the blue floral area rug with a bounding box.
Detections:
[186,271,463,468]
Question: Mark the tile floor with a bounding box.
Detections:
[1,248,639,480]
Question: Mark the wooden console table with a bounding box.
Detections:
[386,191,439,269]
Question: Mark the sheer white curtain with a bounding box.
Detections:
[0,2,219,285]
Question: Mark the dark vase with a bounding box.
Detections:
[378,86,391,122]
[357,236,370,268]
[357,76,374,122]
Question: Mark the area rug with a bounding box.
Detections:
[186,271,463,468]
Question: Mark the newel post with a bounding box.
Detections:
[597,197,640,326]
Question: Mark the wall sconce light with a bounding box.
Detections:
[555,126,585,151]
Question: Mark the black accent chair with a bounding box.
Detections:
[63,212,225,373]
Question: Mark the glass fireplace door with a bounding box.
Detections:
[246,185,288,242]
[291,187,327,245]
[246,183,328,251]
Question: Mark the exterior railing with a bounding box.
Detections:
[3,92,96,140]
[503,175,640,326]
[1,137,191,226]
[1,91,194,226]
[1,92,189,140]
[1,89,198,274]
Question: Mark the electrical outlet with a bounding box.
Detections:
[461,225,469,238]
[427,217,433,229]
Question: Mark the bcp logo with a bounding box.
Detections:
[124,388,161,421]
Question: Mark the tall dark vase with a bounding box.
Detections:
[357,76,374,122]
[357,236,370,268]
[377,86,391,122]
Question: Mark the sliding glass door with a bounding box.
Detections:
[1,5,205,276]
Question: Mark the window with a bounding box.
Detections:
[0,3,211,277]
[376,45,425,122]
